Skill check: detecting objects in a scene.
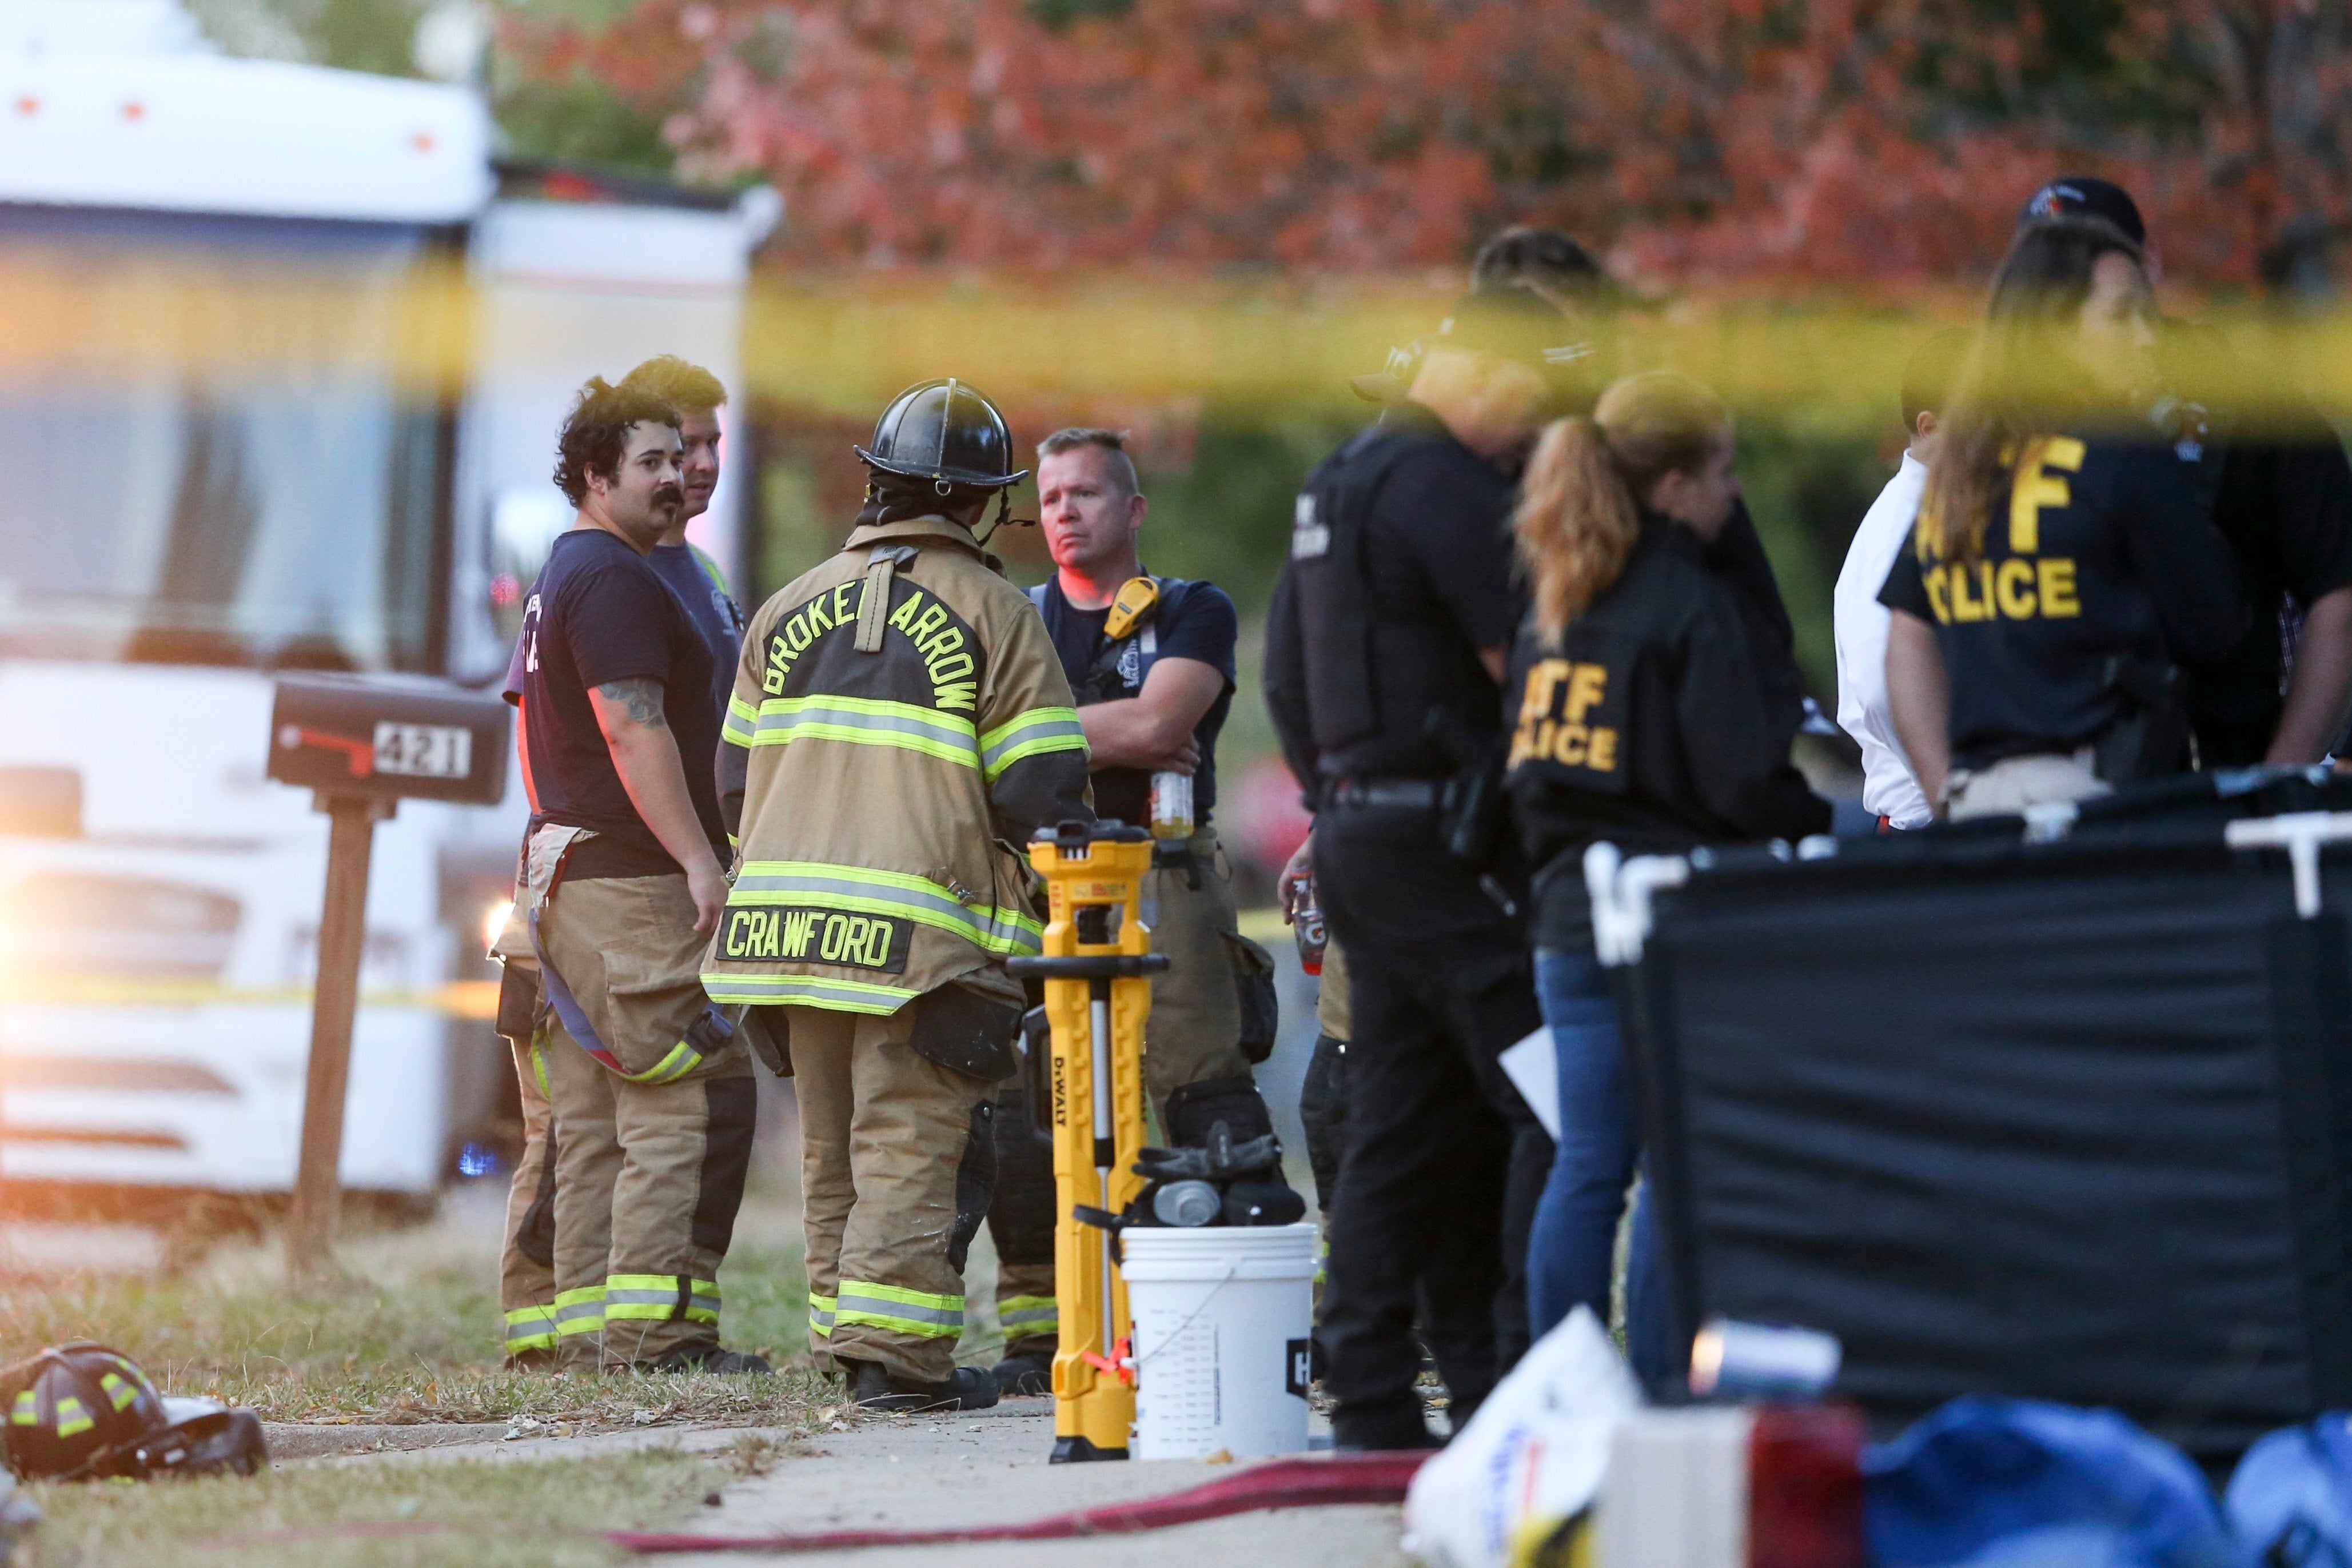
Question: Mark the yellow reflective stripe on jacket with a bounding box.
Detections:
[504,1304,561,1352]
[604,1274,720,1326]
[699,971,921,1014]
[808,1291,836,1340]
[742,695,980,768]
[553,1286,607,1337]
[978,706,1087,781]
[724,694,758,748]
[52,1395,93,1437]
[835,1279,964,1339]
[728,861,1042,956]
[997,1294,1058,1337]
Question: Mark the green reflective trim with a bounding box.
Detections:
[744,695,980,768]
[99,1371,137,1411]
[808,1291,837,1340]
[505,1304,562,1351]
[700,971,920,1015]
[620,1039,703,1086]
[604,1275,721,1326]
[835,1309,962,1339]
[552,1287,605,1336]
[978,707,1087,780]
[729,860,1041,956]
[606,1299,720,1326]
[997,1295,1058,1334]
[607,1274,719,1295]
[529,1038,550,1099]
[53,1396,93,1438]
[723,695,758,748]
[10,1391,34,1426]
[835,1279,964,1338]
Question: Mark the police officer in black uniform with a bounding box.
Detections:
[1880,217,2249,817]
[1265,285,1574,1451]
[2018,176,2352,767]
[1505,372,1829,1387]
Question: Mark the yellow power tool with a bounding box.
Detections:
[1007,820,1167,1463]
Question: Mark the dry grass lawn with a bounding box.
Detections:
[21,1439,794,1568]
[0,1175,822,1427]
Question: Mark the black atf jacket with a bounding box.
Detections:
[1506,514,1829,950]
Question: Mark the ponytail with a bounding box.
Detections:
[1516,370,1731,644]
[1516,418,1638,642]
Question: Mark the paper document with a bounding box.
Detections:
[1498,1026,1560,1140]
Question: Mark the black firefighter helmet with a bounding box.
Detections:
[855,378,1029,493]
[5,1342,266,1482]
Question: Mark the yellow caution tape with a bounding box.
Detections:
[0,976,500,1019]
[0,262,2347,429]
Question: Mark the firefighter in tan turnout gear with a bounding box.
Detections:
[703,378,1093,1412]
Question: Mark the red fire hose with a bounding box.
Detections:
[607,1451,1428,1555]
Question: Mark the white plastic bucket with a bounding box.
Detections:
[1122,1221,1318,1460]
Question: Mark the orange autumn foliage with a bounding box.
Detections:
[518,0,2352,290]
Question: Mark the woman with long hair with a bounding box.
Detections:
[1880,217,2246,819]
[1506,372,1828,1379]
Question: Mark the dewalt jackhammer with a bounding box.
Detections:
[1007,820,1167,1463]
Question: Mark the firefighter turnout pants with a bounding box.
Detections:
[533,870,757,1367]
[790,992,999,1385]
[987,828,1262,1358]
[499,1013,563,1364]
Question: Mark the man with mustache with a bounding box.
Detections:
[493,360,754,1371]
[496,377,764,1374]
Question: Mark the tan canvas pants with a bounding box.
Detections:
[535,864,756,1367]
[497,1022,561,1365]
[1138,829,1255,1106]
[790,995,992,1384]
[991,827,1259,1357]
[1315,932,1352,1042]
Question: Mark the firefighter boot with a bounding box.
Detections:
[846,1359,1002,1413]
[648,1345,772,1375]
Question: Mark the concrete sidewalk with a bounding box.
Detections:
[289,1393,1410,1565]
[652,1398,1412,1568]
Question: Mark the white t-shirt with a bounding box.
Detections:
[1832,453,1934,828]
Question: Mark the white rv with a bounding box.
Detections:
[0,0,775,1203]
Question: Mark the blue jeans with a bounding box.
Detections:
[1526,945,1671,1389]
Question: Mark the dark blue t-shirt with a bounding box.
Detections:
[516,530,726,877]
[508,541,742,720]
[1033,574,1237,828]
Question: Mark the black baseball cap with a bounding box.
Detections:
[1432,284,1593,372]
[2018,176,2146,247]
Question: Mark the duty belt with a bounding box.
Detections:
[1322,777,1442,811]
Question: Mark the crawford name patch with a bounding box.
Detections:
[720,907,912,973]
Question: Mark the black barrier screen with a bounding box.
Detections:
[1625,833,2352,1461]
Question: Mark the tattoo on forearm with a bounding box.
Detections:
[596,677,668,731]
